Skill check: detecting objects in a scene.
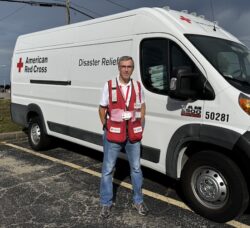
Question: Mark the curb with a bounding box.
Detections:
[0,131,27,142]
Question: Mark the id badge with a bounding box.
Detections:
[122,111,132,120]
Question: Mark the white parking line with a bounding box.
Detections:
[2,142,250,228]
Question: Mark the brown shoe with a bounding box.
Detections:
[132,202,149,216]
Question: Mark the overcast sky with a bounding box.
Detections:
[0,0,250,84]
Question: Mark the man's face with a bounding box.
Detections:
[118,59,134,82]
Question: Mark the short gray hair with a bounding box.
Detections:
[118,56,134,67]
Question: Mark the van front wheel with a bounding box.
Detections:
[28,116,50,151]
[180,151,249,223]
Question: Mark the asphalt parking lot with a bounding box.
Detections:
[0,137,250,228]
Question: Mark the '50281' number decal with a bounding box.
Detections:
[205,111,229,122]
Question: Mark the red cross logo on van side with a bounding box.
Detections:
[17,58,24,72]
[180,16,191,23]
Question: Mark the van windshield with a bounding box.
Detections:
[186,35,250,93]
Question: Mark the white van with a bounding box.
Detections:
[11,7,250,222]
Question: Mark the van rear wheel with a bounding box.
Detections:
[28,116,51,150]
[180,150,249,223]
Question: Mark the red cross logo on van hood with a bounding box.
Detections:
[17,57,24,72]
[180,16,191,23]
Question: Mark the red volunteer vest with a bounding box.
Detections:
[106,78,143,143]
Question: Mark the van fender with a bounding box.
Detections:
[27,103,48,134]
[166,124,241,179]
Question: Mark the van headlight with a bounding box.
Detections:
[239,93,250,115]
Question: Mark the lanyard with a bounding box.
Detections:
[120,85,130,103]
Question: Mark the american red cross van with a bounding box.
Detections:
[11,7,250,222]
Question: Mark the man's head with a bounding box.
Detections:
[118,56,134,84]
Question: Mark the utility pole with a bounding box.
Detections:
[66,0,70,24]
[0,0,94,24]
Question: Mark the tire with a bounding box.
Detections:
[28,116,51,151]
[180,150,249,223]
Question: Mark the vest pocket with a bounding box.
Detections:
[128,120,143,142]
[106,120,126,143]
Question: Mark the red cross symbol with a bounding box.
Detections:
[17,57,24,72]
[180,16,191,23]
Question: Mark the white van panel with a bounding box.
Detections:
[67,39,133,135]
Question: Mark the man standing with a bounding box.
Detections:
[99,56,148,218]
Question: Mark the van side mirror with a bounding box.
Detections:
[169,67,215,100]
[169,67,199,100]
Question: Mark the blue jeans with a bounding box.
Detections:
[100,133,143,206]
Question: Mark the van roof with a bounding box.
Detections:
[15,7,242,51]
[152,7,239,42]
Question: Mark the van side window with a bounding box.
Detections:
[170,41,200,78]
[140,39,202,95]
[140,39,169,95]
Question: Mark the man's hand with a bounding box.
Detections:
[99,106,107,128]
[141,103,146,128]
